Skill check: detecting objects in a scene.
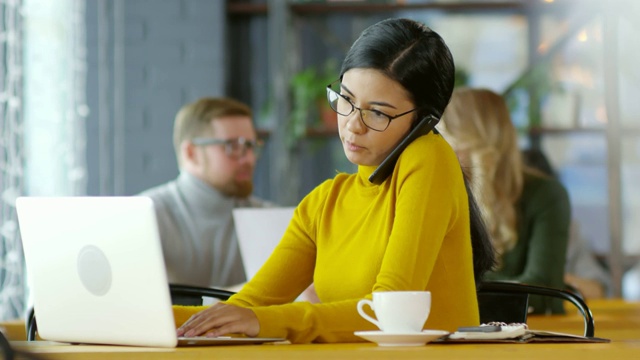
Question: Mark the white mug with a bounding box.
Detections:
[357,291,431,333]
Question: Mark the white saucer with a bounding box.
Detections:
[354,330,449,347]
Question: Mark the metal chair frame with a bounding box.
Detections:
[478,281,595,337]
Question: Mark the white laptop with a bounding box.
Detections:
[232,207,295,280]
[16,196,284,347]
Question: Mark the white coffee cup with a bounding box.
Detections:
[357,291,431,333]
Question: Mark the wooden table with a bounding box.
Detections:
[8,299,640,360]
[0,319,25,342]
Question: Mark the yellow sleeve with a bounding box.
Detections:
[170,181,331,335]
[227,180,330,308]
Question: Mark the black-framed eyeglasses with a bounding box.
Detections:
[191,137,263,159]
[326,80,418,132]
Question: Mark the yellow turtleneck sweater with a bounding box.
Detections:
[174,132,478,343]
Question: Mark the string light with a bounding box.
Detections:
[0,0,25,321]
[578,29,588,42]
[0,0,87,320]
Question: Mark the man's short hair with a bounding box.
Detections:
[173,97,253,166]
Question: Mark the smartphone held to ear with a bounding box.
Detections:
[368,115,440,184]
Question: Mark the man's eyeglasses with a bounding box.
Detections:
[326,80,418,132]
[192,137,263,159]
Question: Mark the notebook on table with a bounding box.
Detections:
[438,323,610,344]
[17,196,285,348]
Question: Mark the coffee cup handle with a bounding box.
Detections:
[357,299,381,329]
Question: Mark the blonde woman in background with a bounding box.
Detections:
[439,87,571,314]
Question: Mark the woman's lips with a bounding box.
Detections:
[345,140,364,152]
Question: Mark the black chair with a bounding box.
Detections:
[26,284,236,341]
[25,307,37,342]
[169,284,235,306]
[477,281,595,337]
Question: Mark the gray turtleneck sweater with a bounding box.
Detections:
[140,172,272,288]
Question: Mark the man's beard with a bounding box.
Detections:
[220,179,253,198]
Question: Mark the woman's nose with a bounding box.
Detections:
[345,109,366,134]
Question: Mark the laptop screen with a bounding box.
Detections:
[232,207,294,280]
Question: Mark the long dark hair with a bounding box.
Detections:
[342,18,496,283]
[465,172,497,284]
[341,18,454,121]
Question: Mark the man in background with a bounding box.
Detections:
[140,97,272,289]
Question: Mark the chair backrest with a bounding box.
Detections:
[478,288,529,324]
[26,284,236,341]
[477,281,595,337]
[169,284,235,306]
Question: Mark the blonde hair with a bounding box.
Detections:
[439,88,523,261]
[173,97,252,167]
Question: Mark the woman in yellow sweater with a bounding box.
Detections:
[176,18,495,343]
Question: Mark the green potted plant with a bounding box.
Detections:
[288,59,339,146]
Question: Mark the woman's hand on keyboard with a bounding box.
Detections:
[176,302,259,338]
